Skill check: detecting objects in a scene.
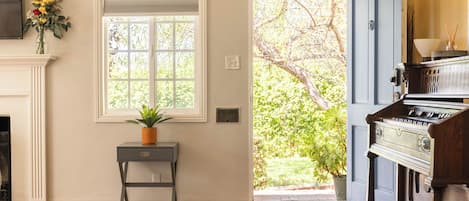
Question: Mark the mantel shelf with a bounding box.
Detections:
[0,54,56,66]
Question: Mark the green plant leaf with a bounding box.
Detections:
[125,120,139,124]
[127,104,172,127]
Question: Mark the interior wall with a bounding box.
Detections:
[0,0,250,200]
[413,0,468,60]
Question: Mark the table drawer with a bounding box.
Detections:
[117,148,175,162]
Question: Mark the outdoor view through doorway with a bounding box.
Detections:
[252,0,347,200]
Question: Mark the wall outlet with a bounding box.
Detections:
[225,55,240,70]
[216,108,240,123]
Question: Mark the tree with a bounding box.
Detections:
[254,0,346,110]
[253,0,347,189]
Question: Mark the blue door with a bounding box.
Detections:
[346,0,402,200]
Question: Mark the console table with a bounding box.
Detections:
[117,142,178,201]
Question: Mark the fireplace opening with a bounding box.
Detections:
[0,117,10,201]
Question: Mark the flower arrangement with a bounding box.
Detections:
[24,0,71,54]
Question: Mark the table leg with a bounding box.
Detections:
[118,162,124,201]
[409,169,414,201]
[119,162,129,201]
[171,162,177,201]
[124,162,129,201]
[433,186,446,201]
[367,152,377,201]
[397,165,406,201]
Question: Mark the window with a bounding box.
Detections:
[96,0,206,122]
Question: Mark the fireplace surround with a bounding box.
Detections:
[0,55,54,201]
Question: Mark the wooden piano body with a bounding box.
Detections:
[366,56,469,201]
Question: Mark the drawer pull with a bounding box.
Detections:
[418,137,431,152]
[139,151,151,158]
[376,128,383,138]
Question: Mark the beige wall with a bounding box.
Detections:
[414,0,468,50]
[0,0,250,200]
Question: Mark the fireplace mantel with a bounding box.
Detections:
[0,55,56,66]
[0,54,55,201]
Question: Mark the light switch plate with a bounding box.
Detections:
[225,55,240,70]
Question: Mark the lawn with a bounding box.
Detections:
[264,157,331,188]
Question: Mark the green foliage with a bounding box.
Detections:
[253,61,320,158]
[302,104,347,182]
[252,0,347,188]
[127,105,172,128]
[253,59,347,185]
[253,137,268,190]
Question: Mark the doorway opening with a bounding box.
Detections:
[251,0,347,200]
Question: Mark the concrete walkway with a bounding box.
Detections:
[254,189,337,201]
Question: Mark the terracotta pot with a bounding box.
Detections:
[141,127,157,145]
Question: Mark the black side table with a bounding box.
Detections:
[117,142,178,201]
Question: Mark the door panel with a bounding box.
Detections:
[351,126,368,184]
[347,0,402,200]
[352,0,370,104]
[376,158,395,192]
[376,0,397,105]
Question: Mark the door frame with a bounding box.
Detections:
[248,0,254,199]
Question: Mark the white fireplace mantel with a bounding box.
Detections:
[0,54,55,201]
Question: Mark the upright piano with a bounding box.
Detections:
[366,56,469,201]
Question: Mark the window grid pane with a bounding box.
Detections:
[130,81,150,108]
[154,17,196,109]
[130,52,149,79]
[175,81,195,108]
[156,81,174,108]
[175,52,195,79]
[107,17,152,110]
[130,23,149,50]
[108,80,129,109]
[105,16,198,112]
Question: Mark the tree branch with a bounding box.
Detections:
[292,0,317,27]
[255,32,332,109]
[326,0,346,64]
[254,0,288,31]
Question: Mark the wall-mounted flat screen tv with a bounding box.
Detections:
[0,0,23,39]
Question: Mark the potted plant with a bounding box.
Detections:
[303,105,347,201]
[127,105,172,145]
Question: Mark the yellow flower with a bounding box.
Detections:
[38,6,47,14]
[39,18,48,24]
[32,0,42,5]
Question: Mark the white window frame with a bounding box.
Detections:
[93,0,207,123]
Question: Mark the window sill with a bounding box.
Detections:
[95,113,207,123]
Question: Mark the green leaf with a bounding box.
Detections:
[53,24,63,39]
[126,120,139,124]
[127,104,172,127]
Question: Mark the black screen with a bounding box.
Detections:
[0,117,11,201]
[0,0,23,39]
